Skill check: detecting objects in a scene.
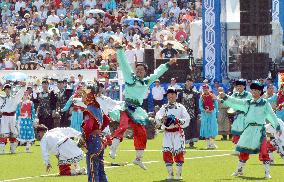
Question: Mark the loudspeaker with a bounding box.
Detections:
[240,0,272,36]
[240,0,252,11]
[144,49,155,74]
[240,53,270,80]
[156,59,191,83]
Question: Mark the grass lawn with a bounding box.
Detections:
[0,134,284,182]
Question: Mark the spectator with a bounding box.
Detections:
[143,3,155,22]
[160,42,179,59]
[151,80,165,107]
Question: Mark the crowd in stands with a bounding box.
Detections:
[0,0,202,71]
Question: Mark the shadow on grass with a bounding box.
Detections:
[250,163,284,166]
[239,176,265,180]
[153,180,185,182]
[214,179,235,181]
[0,152,32,155]
[271,164,284,166]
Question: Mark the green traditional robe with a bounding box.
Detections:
[109,49,169,125]
[228,91,252,135]
[222,95,280,154]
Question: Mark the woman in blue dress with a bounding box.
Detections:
[62,87,86,132]
[199,84,218,149]
[16,91,36,153]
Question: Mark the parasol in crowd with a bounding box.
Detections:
[123,18,144,26]
[0,44,12,51]
[92,32,113,44]
[87,9,105,16]
[164,40,185,51]
[69,40,84,48]
[3,72,28,81]
[156,30,173,40]
[101,48,116,60]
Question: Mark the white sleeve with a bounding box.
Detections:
[40,136,50,166]
[14,86,27,103]
[179,105,190,128]
[61,127,82,138]
[155,106,166,126]
[106,97,123,108]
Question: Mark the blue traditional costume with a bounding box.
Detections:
[16,99,36,152]
[81,87,110,182]
[229,80,252,144]
[221,83,280,179]
[62,87,86,132]
[108,48,170,168]
[199,84,218,149]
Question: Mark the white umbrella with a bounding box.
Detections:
[3,72,28,81]
[164,40,185,51]
[87,9,105,16]
[0,44,12,50]
[69,40,84,48]
[156,30,173,41]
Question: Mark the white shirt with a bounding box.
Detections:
[152,86,165,100]
[170,6,181,18]
[155,102,190,129]
[4,60,14,69]
[15,1,26,12]
[125,49,136,64]
[40,127,81,166]
[85,17,96,25]
[84,0,97,8]
[20,33,32,46]
[33,0,43,11]
[0,86,26,113]
[46,15,60,25]
[134,48,144,63]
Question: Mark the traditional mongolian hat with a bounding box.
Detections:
[235,79,246,86]
[165,87,177,96]
[250,82,264,95]
[3,83,11,90]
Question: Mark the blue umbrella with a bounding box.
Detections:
[93,33,113,44]
[3,72,28,81]
[123,18,144,26]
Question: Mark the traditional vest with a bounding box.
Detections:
[277,92,284,110]
[202,93,214,111]
[20,101,32,118]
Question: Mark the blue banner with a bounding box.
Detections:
[273,0,284,41]
[202,0,222,82]
[280,0,284,41]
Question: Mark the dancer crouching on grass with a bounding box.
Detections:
[36,125,86,176]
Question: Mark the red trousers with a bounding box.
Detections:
[239,137,270,161]
[0,137,17,144]
[232,135,240,144]
[163,151,184,164]
[113,111,147,150]
[59,164,71,176]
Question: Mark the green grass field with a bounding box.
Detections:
[1,134,284,182]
